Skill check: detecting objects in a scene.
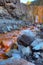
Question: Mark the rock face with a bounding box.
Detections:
[0,0,20,5]
[0,0,28,20]
[0,6,12,19]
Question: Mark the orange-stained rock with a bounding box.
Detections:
[2,39,13,47]
[0,40,13,52]
[0,30,21,54]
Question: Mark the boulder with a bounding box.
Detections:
[0,58,35,65]
[17,30,35,46]
[31,38,43,51]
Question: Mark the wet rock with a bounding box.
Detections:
[21,46,32,56]
[31,38,43,51]
[0,58,35,65]
[17,30,35,46]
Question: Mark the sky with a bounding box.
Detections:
[20,0,34,3]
